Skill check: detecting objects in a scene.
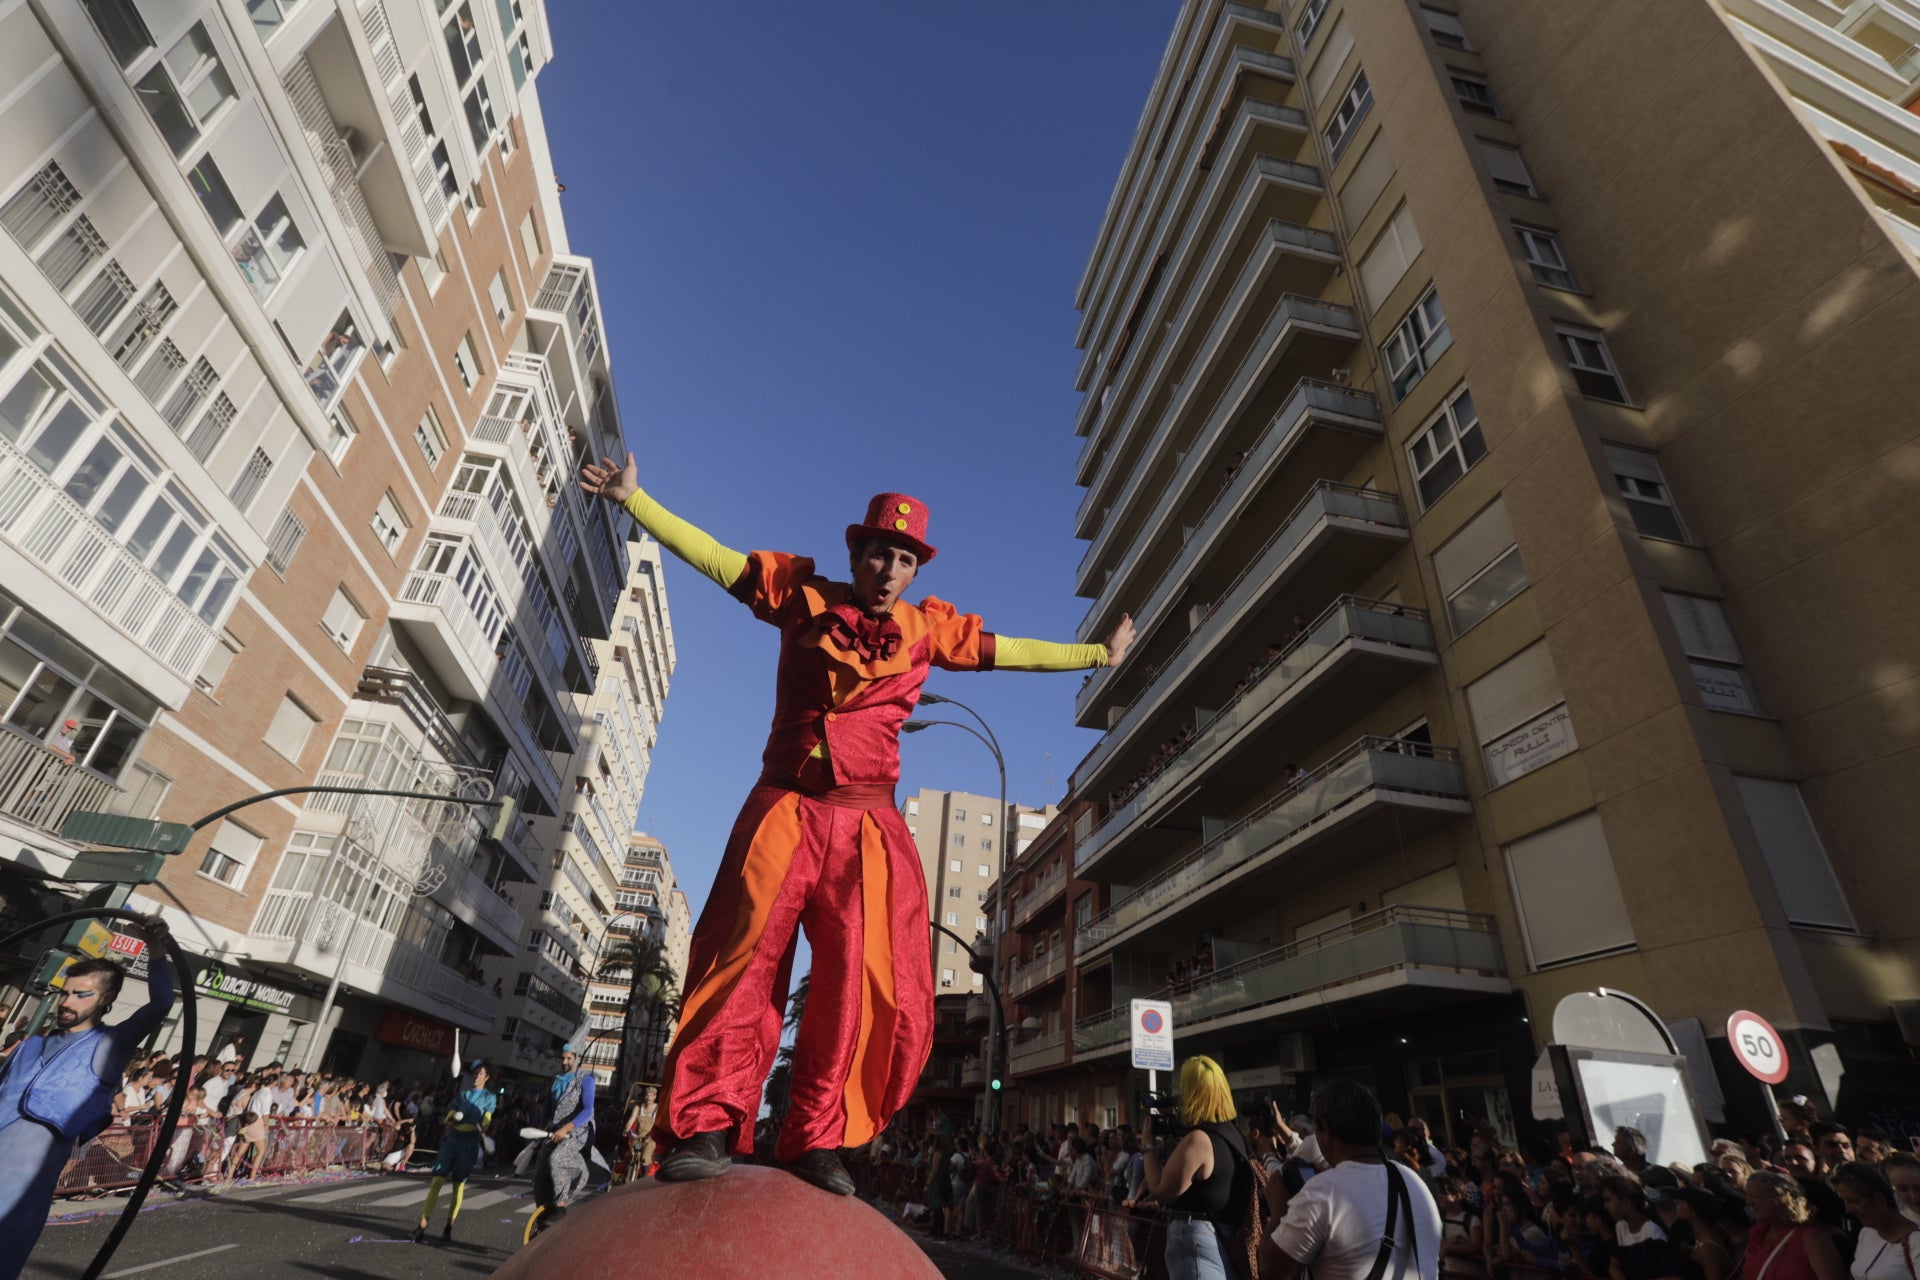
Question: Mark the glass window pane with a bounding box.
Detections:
[86,710,142,777]
[0,639,38,719]
[126,499,176,561]
[7,663,77,736]
[134,66,199,157]
[185,65,235,124]
[62,438,121,508]
[65,691,113,762]
[81,0,155,67]
[152,522,196,581]
[24,400,92,474]
[0,364,55,443]
[163,24,217,80]
[197,568,237,622]
[176,547,218,606]
[1449,548,1528,633]
[186,157,242,235]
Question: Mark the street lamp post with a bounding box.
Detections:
[903,694,1010,1133]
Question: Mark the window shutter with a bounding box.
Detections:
[1663,594,1742,663]
[1467,641,1564,743]
[1358,202,1422,312]
[1338,135,1396,227]
[1478,141,1533,192]
[1506,811,1635,966]
[1307,15,1355,103]
[1434,497,1516,595]
[1734,777,1855,931]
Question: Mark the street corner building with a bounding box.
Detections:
[992,0,1920,1143]
[0,0,678,1089]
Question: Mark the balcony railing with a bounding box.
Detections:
[427,840,523,952]
[1009,1028,1068,1074]
[1078,481,1407,747]
[1074,906,1504,1055]
[1008,949,1069,999]
[400,568,498,679]
[1012,863,1069,928]
[356,666,479,769]
[281,56,402,312]
[964,992,992,1025]
[1079,379,1384,645]
[0,726,122,837]
[1078,737,1469,942]
[1076,597,1434,868]
[960,1058,987,1088]
[0,431,220,682]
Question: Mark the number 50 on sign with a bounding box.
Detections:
[1727,1010,1790,1085]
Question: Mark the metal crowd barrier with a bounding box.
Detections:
[54,1118,406,1197]
[848,1158,1171,1280]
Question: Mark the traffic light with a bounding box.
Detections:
[989,1075,1002,1092]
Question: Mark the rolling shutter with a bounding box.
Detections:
[1506,811,1635,967]
[1734,777,1855,931]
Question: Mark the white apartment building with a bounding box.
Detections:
[580,830,682,1089]
[901,786,1054,994]
[0,0,666,1085]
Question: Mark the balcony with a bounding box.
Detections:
[246,915,498,1031]
[433,492,575,698]
[392,568,497,703]
[0,430,219,693]
[1011,862,1069,928]
[1076,738,1472,963]
[1079,379,1385,650]
[355,665,477,767]
[964,992,992,1026]
[1008,949,1069,999]
[1073,906,1509,1059]
[426,840,523,954]
[960,1057,987,1088]
[0,726,124,854]
[1008,1028,1068,1076]
[1076,597,1438,879]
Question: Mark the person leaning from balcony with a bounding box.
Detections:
[578,453,1134,1196]
[1259,1077,1442,1280]
[41,717,78,766]
[0,917,174,1280]
[1138,1056,1258,1280]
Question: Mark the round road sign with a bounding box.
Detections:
[1141,1009,1164,1035]
[1727,1010,1790,1085]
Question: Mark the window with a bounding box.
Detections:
[1298,0,1331,46]
[953,809,967,821]
[1555,325,1630,403]
[264,694,317,762]
[80,0,155,67]
[1451,73,1498,116]
[975,890,987,903]
[1,163,81,251]
[198,819,261,887]
[160,357,217,432]
[489,270,512,324]
[951,834,964,847]
[325,405,356,462]
[1478,141,1537,196]
[421,249,448,295]
[185,393,234,463]
[1358,202,1422,312]
[194,629,237,695]
[1516,225,1578,290]
[1505,811,1635,967]
[371,492,408,553]
[940,968,955,986]
[1734,777,1854,931]
[74,262,135,337]
[1407,385,1485,508]
[415,407,448,467]
[321,587,364,649]
[944,912,958,927]
[978,864,991,877]
[980,812,992,826]
[1325,70,1374,163]
[107,282,177,371]
[1604,444,1685,541]
[975,916,988,932]
[464,80,498,152]
[948,886,962,899]
[137,24,236,157]
[1337,135,1396,227]
[981,839,993,852]
[1664,594,1761,715]
[1467,642,1577,787]
[519,211,542,264]
[1383,286,1452,401]
[234,194,304,304]
[229,446,272,512]
[185,156,242,236]
[39,217,107,293]
[299,311,362,408]
[906,799,919,816]
[265,510,306,575]
[1434,497,1528,634]
[452,334,480,390]
[1424,7,1470,49]
[949,859,962,874]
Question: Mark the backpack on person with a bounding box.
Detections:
[1229,1146,1276,1280]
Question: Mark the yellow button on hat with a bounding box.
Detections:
[893,518,908,531]
[897,503,911,514]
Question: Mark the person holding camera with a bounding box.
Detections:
[1138,1056,1257,1280]
[1259,1078,1442,1280]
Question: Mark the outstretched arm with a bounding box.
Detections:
[580,452,748,591]
[993,613,1135,671]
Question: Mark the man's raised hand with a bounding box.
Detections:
[580,451,638,505]
[1104,613,1136,668]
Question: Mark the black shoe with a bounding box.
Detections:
[655,1131,732,1183]
[441,1221,452,1243]
[783,1148,855,1196]
[411,1225,426,1245]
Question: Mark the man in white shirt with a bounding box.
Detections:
[1261,1079,1442,1280]
[201,1062,234,1114]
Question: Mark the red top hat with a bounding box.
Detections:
[846,493,937,564]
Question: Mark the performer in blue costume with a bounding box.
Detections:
[413,1061,496,1244]
[535,1045,595,1229]
[0,917,173,1280]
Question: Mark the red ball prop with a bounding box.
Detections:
[489,1164,943,1280]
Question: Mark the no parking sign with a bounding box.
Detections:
[1131,999,1174,1071]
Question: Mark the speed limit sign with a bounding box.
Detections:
[1727,1010,1790,1085]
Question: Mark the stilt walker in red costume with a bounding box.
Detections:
[579,454,1133,1195]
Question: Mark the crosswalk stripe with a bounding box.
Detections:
[454,1190,514,1213]
[515,1203,538,1215]
[364,1185,434,1207]
[287,1180,404,1204]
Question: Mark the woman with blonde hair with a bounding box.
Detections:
[1138,1055,1253,1280]
[1742,1170,1844,1280]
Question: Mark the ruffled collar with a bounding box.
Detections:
[819,602,903,662]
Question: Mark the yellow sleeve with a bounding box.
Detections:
[990,636,1109,672]
[621,486,749,591]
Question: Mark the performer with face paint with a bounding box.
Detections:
[579,455,1133,1195]
[536,1044,595,1228]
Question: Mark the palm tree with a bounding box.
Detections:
[596,935,682,1101]
[760,972,810,1129]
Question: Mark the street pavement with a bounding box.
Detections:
[22,1170,1051,1279]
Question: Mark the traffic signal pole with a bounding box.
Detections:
[930,918,1005,1129]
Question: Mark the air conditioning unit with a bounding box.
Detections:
[1275,1032,1316,1075]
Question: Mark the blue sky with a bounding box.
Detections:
[539,7,1175,930]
